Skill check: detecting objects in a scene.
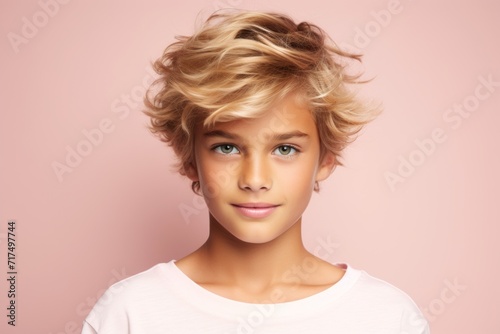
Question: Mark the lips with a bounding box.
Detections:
[231,203,279,219]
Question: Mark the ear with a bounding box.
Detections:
[184,161,199,182]
[315,152,336,182]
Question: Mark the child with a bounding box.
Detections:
[82,10,430,333]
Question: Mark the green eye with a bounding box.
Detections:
[214,145,239,154]
[275,145,297,156]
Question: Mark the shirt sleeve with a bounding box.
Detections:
[399,306,431,333]
[81,320,98,334]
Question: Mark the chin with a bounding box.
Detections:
[228,227,286,245]
[236,236,278,245]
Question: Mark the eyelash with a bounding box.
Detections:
[212,144,300,158]
[213,144,239,155]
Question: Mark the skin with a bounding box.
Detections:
[176,94,345,303]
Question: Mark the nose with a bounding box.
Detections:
[238,154,272,192]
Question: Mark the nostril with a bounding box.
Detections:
[238,163,272,191]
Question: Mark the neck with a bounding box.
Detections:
[196,214,311,287]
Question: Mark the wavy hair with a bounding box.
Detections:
[144,11,379,193]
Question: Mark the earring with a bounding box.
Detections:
[191,181,201,194]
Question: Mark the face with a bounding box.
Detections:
[187,95,335,244]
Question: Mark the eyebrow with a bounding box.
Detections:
[203,130,309,141]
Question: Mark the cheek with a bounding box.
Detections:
[198,159,235,197]
[277,159,318,188]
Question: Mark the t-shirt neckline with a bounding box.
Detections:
[159,260,361,319]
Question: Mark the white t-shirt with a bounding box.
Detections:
[82,261,430,333]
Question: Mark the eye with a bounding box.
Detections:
[274,145,297,156]
[213,144,239,155]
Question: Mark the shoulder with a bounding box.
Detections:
[99,262,171,302]
[339,264,430,333]
[354,270,416,307]
[84,262,176,331]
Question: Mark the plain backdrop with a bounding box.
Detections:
[1,0,499,333]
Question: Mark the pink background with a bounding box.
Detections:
[1,0,499,333]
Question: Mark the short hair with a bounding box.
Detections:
[144,11,378,193]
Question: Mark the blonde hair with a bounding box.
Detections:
[144,11,378,193]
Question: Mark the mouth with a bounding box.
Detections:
[231,203,280,219]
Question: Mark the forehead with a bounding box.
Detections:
[201,95,317,138]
